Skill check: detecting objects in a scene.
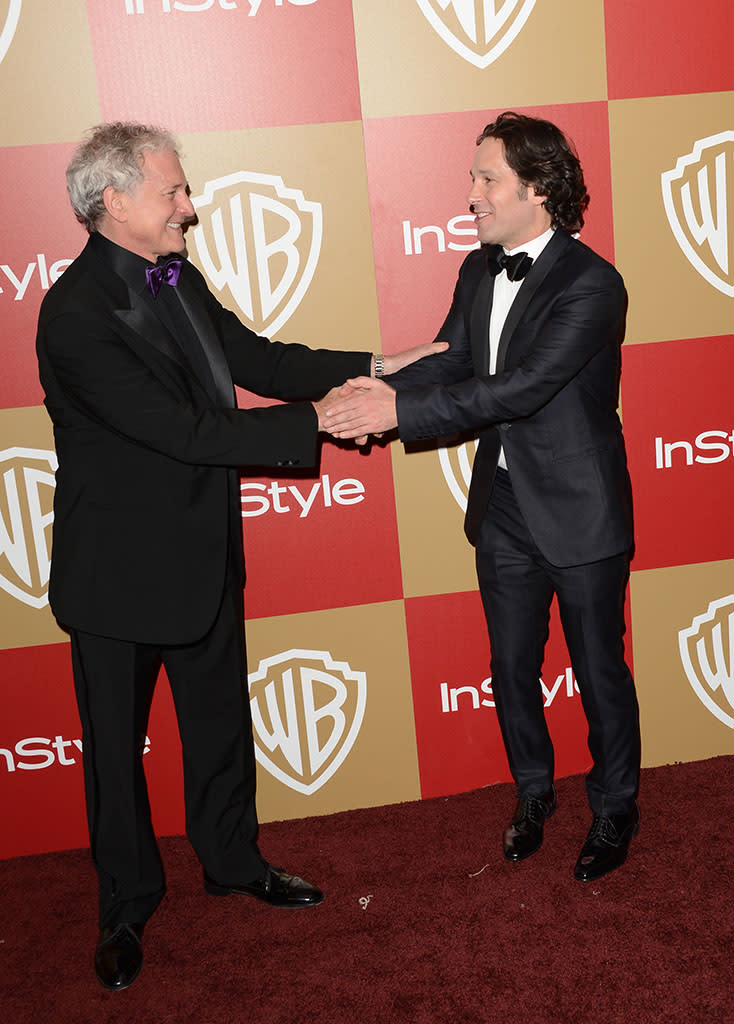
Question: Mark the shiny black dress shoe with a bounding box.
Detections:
[503,787,557,862]
[94,922,144,991]
[204,865,324,908]
[574,805,640,881]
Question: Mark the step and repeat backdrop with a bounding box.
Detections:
[1,0,733,858]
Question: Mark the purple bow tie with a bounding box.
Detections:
[145,258,184,297]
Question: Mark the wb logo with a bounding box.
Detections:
[0,447,57,609]
[661,131,734,297]
[679,596,734,729]
[414,0,536,68]
[190,171,322,337]
[0,0,22,65]
[438,438,478,512]
[248,649,366,794]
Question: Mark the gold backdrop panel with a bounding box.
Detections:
[0,0,100,146]
[390,437,478,599]
[631,560,734,767]
[246,601,421,823]
[352,0,608,119]
[609,91,734,345]
[179,122,381,354]
[0,405,68,649]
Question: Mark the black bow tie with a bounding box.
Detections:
[487,246,533,282]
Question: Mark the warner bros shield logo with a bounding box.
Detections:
[190,171,323,337]
[415,0,536,69]
[679,596,734,729]
[248,649,367,795]
[438,438,478,512]
[0,0,22,66]
[661,131,734,297]
[0,446,57,609]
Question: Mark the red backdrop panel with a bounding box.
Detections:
[86,0,362,133]
[622,334,734,571]
[363,101,615,356]
[0,143,86,410]
[0,643,86,858]
[240,439,403,620]
[0,642,186,859]
[404,591,606,801]
[604,0,734,100]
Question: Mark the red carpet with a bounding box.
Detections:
[2,756,733,1023]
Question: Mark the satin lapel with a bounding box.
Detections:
[113,287,192,373]
[469,269,494,375]
[174,284,235,408]
[496,230,569,372]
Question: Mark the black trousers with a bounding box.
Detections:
[70,566,266,929]
[475,469,640,816]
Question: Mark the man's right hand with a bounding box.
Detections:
[313,387,368,445]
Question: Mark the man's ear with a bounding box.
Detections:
[529,186,549,208]
[103,185,127,223]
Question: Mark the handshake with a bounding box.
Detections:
[314,341,448,444]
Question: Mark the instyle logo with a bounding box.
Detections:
[654,429,734,469]
[248,648,367,794]
[661,131,734,297]
[415,0,536,69]
[190,171,322,337]
[240,473,365,519]
[0,733,151,772]
[438,439,478,512]
[0,0,21,66]
[679,596,734,729]
[0,447,56,609]
[124,0,317,14]
[0,255,72,301]
[401,215,478,256]
[440,666,579,713]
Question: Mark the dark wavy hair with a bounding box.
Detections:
[477,111,589,234]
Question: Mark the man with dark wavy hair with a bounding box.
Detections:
[325,111,641,883]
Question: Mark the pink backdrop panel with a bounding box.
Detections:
[622,334,734,571]
[85,0,362,133]
[363,101,615,356]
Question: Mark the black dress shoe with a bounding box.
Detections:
[204,865,324,908]
[503,787,557,862]
[573,805,640,881]
[94,922,144,991]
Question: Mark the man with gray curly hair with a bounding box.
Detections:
[65,122,180,232]
[37,121,444,992]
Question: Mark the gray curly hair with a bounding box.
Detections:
[66,122,180,232]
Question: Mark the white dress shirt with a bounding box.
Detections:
[489,227,555,470]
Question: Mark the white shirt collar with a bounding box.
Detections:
[505,226,555,260]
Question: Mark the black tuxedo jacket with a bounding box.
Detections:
[388,230,633,568]
[36,234,369,644]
